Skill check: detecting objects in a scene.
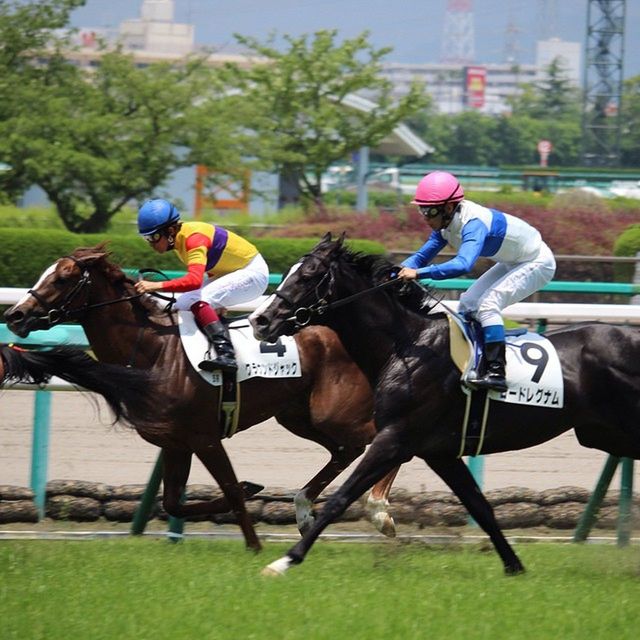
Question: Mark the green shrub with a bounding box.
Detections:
[613,224,640,281]
[0,228,385,287]
[0,206,65,230]
[323,189,402,209]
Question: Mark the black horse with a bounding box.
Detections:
[250,233,640,576]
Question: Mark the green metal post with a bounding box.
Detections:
[573,455,620,542]
[130,451,185,541]
[131,453,164,535]
[467,455,485,487]
[617,458,634,547]
[536,318,548,334]
[30,390,52,519]
[466,456,485,526]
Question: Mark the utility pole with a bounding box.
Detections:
[581,0,626,166]
[441,0,475,64]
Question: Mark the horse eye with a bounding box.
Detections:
[299,266,317,281]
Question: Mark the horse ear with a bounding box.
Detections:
[75,242,111,264]
[322,231,333,243]
[337,232,346,246]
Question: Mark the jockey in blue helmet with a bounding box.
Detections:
[134,198,269,374]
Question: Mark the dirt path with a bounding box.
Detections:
[1,390,638,493]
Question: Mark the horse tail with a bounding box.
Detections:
[0,345,160,428]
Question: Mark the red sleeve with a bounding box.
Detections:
[161,263,206,293]
[185,233,212,252]
[160,232,211,292]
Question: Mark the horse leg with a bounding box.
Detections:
[424,457,525,575]
[162,448,263,517]
[293,443,364,536]
[277,416,398,537]
[366,466,400,538]
[277,406,373,536]
[262,429,411,576]
[191,439,262,552]
[295,465,400,538]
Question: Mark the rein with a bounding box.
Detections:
[286,277,402,328]
[28,258,170,328]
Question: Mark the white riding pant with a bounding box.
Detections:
[458,242,556,328]
[173,254,269,312]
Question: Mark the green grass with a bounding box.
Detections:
[1,539,640,639]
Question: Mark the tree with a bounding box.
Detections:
[507,57,581,121]
[0,1,241,232]
[620,75,640,167]
[223,30,427,208]
[0,0,85,203]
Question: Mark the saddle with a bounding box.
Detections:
[446,310,564,457]
[448,314,525,389]
[177,312,302,439]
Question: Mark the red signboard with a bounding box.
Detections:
[465,66,486,109]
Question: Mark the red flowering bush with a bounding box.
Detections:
[268,197,640,257]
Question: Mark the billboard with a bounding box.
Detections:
[464,66,487,109]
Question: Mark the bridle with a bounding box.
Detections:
[27,256,152,328]
[274,254,402,329]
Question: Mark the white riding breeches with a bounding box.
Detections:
[458,242,556,328]
[173,254,269,311]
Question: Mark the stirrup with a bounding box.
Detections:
[199,355,238,373]
[472,372,507,392]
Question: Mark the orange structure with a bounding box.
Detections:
[194,165,250,219]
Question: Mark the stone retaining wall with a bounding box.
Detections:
[1,481,639,530]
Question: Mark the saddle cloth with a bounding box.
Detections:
[447,311,564,409]
[178,312,302,387]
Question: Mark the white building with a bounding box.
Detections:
[535,38,582,85]
[119,0,194,56]
[379,61,538,115]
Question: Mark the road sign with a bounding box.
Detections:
[537,140,553,167]
[537,140,553,154]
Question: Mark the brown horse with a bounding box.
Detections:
[4,245,399,549]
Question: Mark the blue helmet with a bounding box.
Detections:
[137,199,180,235]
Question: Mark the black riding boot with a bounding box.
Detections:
[472,341,507,392]
[198,321,238,373]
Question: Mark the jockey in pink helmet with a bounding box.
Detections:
[398,171,556,392]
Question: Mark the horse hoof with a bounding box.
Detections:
[372,512,396,538]
[261,556,293,577]
[241,481,264,498]
[505,564,526,576]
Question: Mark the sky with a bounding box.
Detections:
[69,0,640,78]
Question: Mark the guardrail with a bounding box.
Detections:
[2,277,639,529]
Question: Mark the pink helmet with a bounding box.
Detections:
[412,171,464,205]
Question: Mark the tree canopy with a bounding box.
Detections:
[222,30,428,206]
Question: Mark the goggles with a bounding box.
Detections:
[418,204,446,219]
[142,231,163,244]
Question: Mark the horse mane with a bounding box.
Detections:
[335,245,439,317]
[70,244,167,317]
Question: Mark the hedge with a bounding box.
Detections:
[0,228,386,288]
[613,224,640,281]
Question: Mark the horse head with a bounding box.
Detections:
[250,232,438,345]
[4,244,115,337]
[250,232,346,342]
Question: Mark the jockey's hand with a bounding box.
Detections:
[134,279,164,294]
[397,267,418,281]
